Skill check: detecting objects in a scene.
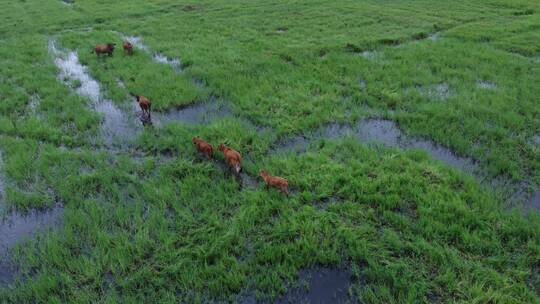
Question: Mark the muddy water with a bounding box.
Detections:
[276,267,352,304]
[49,39,139,146]
[122,35,183,73]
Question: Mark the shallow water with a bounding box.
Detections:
[274,118,479,177]
[123,35,183,72]
[276,267,351,304]
[427,32,441,41]
[49,39,139,146]
[152,98,232,126]
[419,83,450,100]
[477,80,497,90]
[526,190,540,212]
[0,205,64,285]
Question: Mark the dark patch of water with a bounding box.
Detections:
[0,205,64,286]
[273,118,479,177]
[526,190,540,212]
[49,39,139,147]
[276,267,352,304]
[151,98,232,126]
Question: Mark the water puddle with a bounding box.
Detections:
[276,267,352,304]
[532,134,540,145]
[526,190,540,212]
[272,119,540,210]
[273,118,479,175]
[419,83,450,100]
[0,205,64,286]
[477,80,497,90]
[360,50,378,60]
[49,39,139,146]
[427,32,441,41]
[0,151,64,286]
[122,35,183,73]
[150,97,232,126]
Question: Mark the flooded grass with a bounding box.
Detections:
[477,80,497,89]
[273,118,479,174]
[49,39,139,147]
[419,83,450,100]
[122,35,183,73]
[276,267,352,304]
[2,0,540,302]
[151,97,232,126]
[526,190,540,212]
[427,32,441,41]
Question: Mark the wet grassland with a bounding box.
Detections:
[0,0,539,303]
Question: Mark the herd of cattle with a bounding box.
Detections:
[92,41,290,194]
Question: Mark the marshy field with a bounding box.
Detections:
[1,0,540,302]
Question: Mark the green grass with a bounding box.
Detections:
[0,0,539,303]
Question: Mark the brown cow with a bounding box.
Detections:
[219,143,242,174]
[134,95,152,119]
[192,137,213,159]
[259,170,289,194]
[93,43,116,57]
[123,41,133,55]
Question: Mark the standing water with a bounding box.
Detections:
[0,151,63,285]
[48,39,139,147]
[122,35,183,73]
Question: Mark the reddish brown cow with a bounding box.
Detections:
[192,137,213,159]
[219,144,242,174]
[259,170,289,194]
[134,95,152,119]
[123,41,133,55]
[93,43,116,57]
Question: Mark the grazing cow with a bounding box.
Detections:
[192,137,213,159]
[93,43,116,57]
[219,143,242,174]
[123,41,133,55]
[134,95,152,119]
[259,170,289,194]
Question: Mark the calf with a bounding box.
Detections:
[259,170,289,194]
[192,137,213,159]
[93,43,116,57]
[219,143,242,174]
[134,95,152,119]
[123,41,133,55]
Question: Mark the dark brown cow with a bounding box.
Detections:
[123,41,133,55]
[93,43,116,57]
